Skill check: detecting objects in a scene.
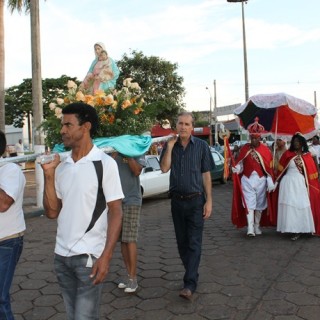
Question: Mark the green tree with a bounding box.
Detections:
[5,75,79,148]
[5,75,79,126]
[116,50,186,127]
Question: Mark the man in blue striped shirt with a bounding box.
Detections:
[160,112,215,300]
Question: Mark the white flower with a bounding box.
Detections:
[56,98,64,105]
[129,82,141,91]
[49,102,56,111]
[123,78,133,87]
[55,107,63,119]
[67,80,77,90]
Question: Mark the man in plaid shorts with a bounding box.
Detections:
[112,152,145,293]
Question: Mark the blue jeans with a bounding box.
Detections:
[54,254,103,320]
[0,236,24,320]
[171,195,205,293]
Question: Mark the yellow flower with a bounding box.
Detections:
[84,95,95,107]
[64,97,70,104]
[121,100,132,109]
[105,94,114,105]
[76,91,85,102]
[94,90,106,98]
[94,97,106,106]
[134,107,142,115]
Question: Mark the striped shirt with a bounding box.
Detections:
[161,136,215,194]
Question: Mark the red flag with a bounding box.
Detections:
[223,137,230,180]
[226,139,249,227]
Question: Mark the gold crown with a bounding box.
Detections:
[247,117,265,135]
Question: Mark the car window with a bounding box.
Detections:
[146,157,161,170]
[211,152,220,163]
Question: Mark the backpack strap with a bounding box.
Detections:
[85,160,106,233]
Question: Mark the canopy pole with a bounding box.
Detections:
[273,108,279,168]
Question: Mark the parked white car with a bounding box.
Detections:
[140,155,170,198]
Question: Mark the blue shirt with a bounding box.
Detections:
[161,136,214,194]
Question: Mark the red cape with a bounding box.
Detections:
[231,143,276,228]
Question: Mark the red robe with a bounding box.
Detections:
[231,143,275,228]
[274,150,320,235]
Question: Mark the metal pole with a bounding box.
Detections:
[213,80,218,144]
[241,1,249,101]
[206,87,213,146]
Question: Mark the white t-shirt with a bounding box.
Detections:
[15,142,24,154]
[54,145,124,258]
[0,162,26,239]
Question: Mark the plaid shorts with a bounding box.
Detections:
[120,205,141,242]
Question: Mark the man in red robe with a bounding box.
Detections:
[232,118,275,236]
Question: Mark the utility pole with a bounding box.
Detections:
[206,87,213,147]
[213,80,218,144]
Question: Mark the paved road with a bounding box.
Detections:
[13,170,320,319]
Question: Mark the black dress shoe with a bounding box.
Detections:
[179,288,193,300]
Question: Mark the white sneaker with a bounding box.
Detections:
[118,281,127,289]
[124,278,138,293]
[117,276,129,289]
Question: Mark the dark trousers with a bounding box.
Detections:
[0,236,23,320]
[171,195,205,293]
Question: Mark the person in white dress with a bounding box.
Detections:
[276,133,320,240]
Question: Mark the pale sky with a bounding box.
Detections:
[4,0,320,117]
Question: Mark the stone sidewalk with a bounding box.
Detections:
[13,170,320,319]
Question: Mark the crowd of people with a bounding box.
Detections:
[231,118,320,241]
[1,41,320,319]
[2,107,320,318]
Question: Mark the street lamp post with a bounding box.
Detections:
[213,80,218,144]
[205,87,213,146]
[227,0,249,101]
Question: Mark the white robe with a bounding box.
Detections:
[277,159,315,233]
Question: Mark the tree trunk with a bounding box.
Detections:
[0,0,5,132]
[30,0,44,147]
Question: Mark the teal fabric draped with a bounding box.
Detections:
[52,135,152,157]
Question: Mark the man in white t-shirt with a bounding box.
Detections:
[15,139,25,169]
[41,103,124,320]
[0,130,26,319]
